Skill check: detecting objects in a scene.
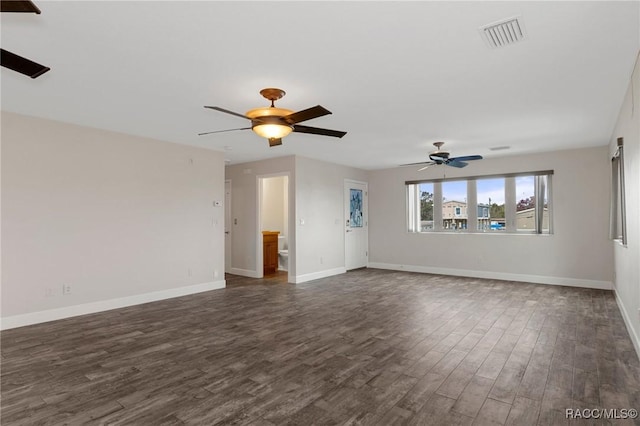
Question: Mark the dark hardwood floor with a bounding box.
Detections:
[2,269,639,425]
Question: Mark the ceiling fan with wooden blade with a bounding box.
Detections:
[401,142,483,171]
[0,0,50,79]
[200,88,347,147]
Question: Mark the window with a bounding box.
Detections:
[419,183,434,231]
[477,178,505,231]
[515,176,535,231]
[407,171,553,234]
[610,137,626,245]
[407,183,433,232]
[516,175,550,233]
[442,181,466,230]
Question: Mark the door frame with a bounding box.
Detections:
[257,172,291,281]
[224,179,232,274]
[344,179,369,270]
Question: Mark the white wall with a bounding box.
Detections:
[610,52,640,356]
[294,156,368,282]
[225,157,296,278]
[368,146,613,289]
[1,112,226,328]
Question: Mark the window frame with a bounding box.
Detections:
[610,137,627,246]
[406,170,554,235]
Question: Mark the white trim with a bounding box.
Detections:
[368,262,612,290]
[293,267,346,284]
[229,267,261,278]
[225,179,232,274]
[1,280,226,330]
[614,290,640,361]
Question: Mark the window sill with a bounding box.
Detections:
[614,238,627,248]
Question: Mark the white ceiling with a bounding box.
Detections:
[2,1,639,170]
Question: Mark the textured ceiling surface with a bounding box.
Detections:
[2,1,639,169]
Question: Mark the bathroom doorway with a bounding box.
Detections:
[258,173,290,281]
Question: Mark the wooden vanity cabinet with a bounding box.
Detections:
[262,231,280,275]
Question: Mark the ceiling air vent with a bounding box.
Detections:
[480,16,526,49]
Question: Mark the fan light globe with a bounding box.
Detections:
[253,123,293,139]
[246,106,294,140]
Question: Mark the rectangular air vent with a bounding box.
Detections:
[480,16,526,49]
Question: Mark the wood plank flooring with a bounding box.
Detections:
[2,269,639,425]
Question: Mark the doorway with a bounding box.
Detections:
[345,180,368,270]
[258,174,290,280]
[224,180,232,273]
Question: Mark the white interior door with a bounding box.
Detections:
[345,180,368,270]
[224,180,232,273]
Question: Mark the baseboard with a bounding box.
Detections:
[614,290,640,361]
[229,267,262,278]
[1,280,226,330]
[293,267,346,284]
[367,262,612,290]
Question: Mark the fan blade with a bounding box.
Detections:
[293,125,346,138]
[446,160,468,168]
[399,161,435,167]
[450,155,483,162]
[1,0,41,13]
[204,106,248,120]
[268,138,283,147]
[1,49,49,78]
[417,164,433,172]
[283,105,331,124]
[198,127,251,136]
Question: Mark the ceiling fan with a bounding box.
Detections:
[401,142,483,171]
[0,0,50,79]
[200,88,347,147]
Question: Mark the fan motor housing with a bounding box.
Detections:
[430,151,450,160]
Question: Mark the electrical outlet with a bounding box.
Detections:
[320,257,324,264]
[214,270,219,279]
[62,284,72,295]
[188,268,193,277]
[45,288,57,297]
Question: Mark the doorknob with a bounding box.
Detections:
[225,231,230,234]
[346,229,352,233]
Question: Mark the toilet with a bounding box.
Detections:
[278,235,288,271]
